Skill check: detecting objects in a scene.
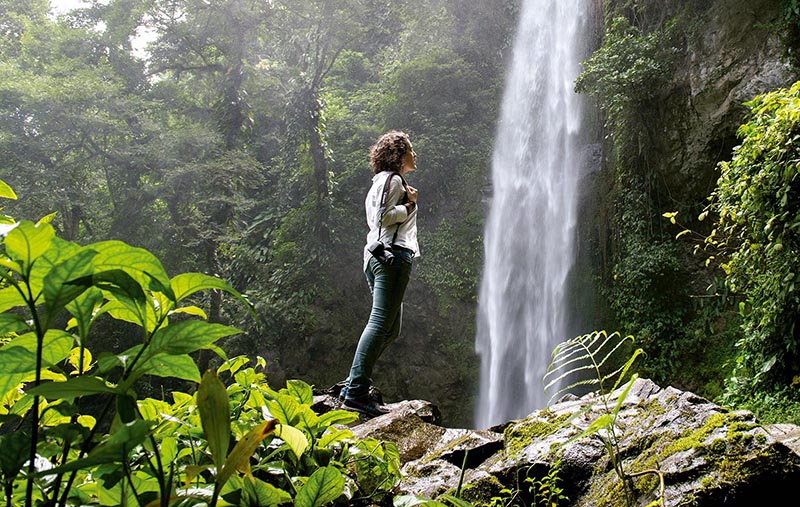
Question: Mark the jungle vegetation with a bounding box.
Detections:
[1,8,800,507]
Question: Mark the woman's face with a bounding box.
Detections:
[400,142,416,173]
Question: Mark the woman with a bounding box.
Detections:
[342,130,419,417]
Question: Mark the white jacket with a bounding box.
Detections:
[362,171,419,270]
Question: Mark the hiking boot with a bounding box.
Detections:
[334,380,383,403]
[342,396,390,418]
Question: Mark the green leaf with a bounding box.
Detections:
[170,305,208,319]
[0,180,17,200]
[0,313,29,335]
[275,424,308,459]
[100,299,154,333]
[0,256,22,275]
[90,240,174,299]
[198,370,231,472]
[0,431,28,478]
[294,466,344,507]
[0,286,26,312]
[42,419,153,475]
[295,406,320,436]
[117,393,137,424]
[265,392,302,426]
[241,476,292,507]
[4,220,55,272]
[26,376,118,402]
[285,379,313,405]
[65,287,103,341]
[0,330,73,374]
[170,272,255,319]
[134,354,202,383]
[218,419,277,486]
[28,237,83,299]
[316,410,359,429]
[42,249,98,326]
[148,320,241,357]
[93,269,147,308]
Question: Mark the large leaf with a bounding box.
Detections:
[170,272,255,319]
[317,410,359,429]
[218,419,277,486]
[92,270,148,323]
[0,330,73,374]
[241,476,292,507]
[198,370,231,472]
[42,249,98,327]
[294,466,345,507]
[65,287,103,341]
[90,240,173,299]
[0,431,28,478]
[28,237,83,302]
[265,392,302,426]
[26,376,118,402]
[99,299,155,333]
[133,354,201,383]
[42,419,153,475]
[0,313,29,335]
[0,180,17,200]
[4,220,55,273]
[0,286,27,312]
[285,379,313,405]
[147,320,241,357]
[274,424,308,459]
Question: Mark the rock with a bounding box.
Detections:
[340,379,800,507]
[349,400,444,462]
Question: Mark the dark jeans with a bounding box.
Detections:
[344,249,413,400]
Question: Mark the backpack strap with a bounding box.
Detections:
[377,171,406,246]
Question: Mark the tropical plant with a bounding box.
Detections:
[543,330,663,507]
[708,82,800,410]
[0,179,401,507]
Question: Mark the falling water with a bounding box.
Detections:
[475,0,589,428]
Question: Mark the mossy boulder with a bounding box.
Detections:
[337,378,800,506]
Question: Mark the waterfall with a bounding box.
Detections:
[475,0,589,428]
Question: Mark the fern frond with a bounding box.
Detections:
[544,331,643,404]
[612,346,644,392]
[543,363,598,393]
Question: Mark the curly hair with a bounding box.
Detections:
[369,130,411,174]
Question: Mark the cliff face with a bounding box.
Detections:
[663,0,795,200]
[574,0,799,394]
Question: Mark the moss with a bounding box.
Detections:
[459,474,505,504]
[631,470,659,498]
[582,474,628,507]
[707,438,726,454]
[502,413,571,456]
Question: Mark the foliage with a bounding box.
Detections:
[0,0,514,428]
[575,8,718,395]
[701,81,800,409]
[604,235,686,383]
[0,180,401,507]
[543,331,663,507]
[779,0,800,67]
[479,461,567,507]
[575,15,680,153]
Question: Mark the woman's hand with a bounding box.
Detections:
[406,185,418,203]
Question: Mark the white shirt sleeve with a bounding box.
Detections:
[376,174,408,228]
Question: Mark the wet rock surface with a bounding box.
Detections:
[318,378,800,506]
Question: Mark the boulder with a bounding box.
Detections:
[334,378,800,506]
